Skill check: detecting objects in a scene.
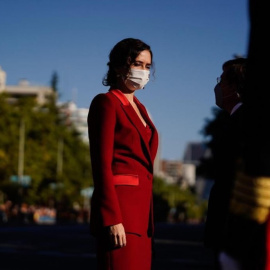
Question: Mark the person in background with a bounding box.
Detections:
[203,57,247,270]
[219,1,270,269]
[87,38,159,270]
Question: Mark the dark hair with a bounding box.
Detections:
[102,38,153,87]
[222,57,247,97]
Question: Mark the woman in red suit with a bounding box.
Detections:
[87,38,159,270]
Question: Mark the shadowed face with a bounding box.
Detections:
[214,68,240,112]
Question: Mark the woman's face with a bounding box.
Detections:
[130,50,152,71]
[117,50,152,92]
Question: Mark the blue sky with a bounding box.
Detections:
[0,0,249,160]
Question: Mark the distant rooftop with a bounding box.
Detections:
[183,142,206,164]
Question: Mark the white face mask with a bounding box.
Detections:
[124,68,150,90]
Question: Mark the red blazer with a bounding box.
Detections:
[88,89,159,237]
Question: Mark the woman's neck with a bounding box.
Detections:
[114,82,135,103]
[123,92,134,103]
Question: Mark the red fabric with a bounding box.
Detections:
[146,124,152,142]
[113,174,139,186]
[88,89,159,237]
[109,88,130,105]
[96,233,152,270]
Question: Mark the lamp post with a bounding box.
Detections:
[18,118,25,183]
[17,118,25,201]
[57,138,63,178]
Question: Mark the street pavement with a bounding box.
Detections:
[0,222,215,270]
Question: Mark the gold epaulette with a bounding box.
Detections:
[229,172,270,223]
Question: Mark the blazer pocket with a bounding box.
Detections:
[113,174,139,186]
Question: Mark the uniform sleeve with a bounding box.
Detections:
[88,93,122,227]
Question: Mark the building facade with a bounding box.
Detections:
[58,101,89,144]
[0,66,54,105]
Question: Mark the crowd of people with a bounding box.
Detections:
[0,200,89,225]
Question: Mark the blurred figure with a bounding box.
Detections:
[219,1,270,270]
[0,204,7,223]
[203,57,247,270]
[87,38,159,270]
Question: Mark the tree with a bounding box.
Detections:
[50,71,58,93]
[0,93,92,210]
[153,176,207,222]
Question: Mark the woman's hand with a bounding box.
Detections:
[109,223,126,247]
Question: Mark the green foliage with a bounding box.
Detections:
[153,176,207,222]
[0,93,92,209]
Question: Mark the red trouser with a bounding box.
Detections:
[96,232,152,270]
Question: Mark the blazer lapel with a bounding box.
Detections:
[134,97,159,163]
[109,89,153,163]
